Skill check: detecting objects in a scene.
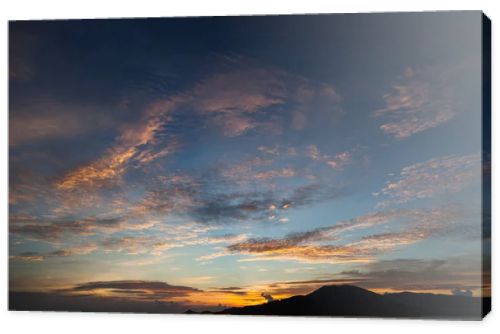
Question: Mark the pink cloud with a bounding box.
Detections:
[375,67,456,139]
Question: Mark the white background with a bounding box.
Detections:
[0,0,498,333]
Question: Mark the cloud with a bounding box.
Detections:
[9,291,189,313]
[338,256,484,295]
[54,278,357,309]
[9,180,46,205]
[214,113,257,137]
[378,153,481,205]
[134,140,179,166]
[306,145,352,170]
[9,216,151,242]
[190,183,343,224]
[47,243,98,257]
[254,168,296,180]
[37,60,345,223]
[192,194,270,223]
[236,245,374,264]
[191,68,285,114]
[306,145,323,161]
[130,183,199,217]
[100,224,243,256]
[189,62,343,137]
[261,292,274,302]
[197,251,230,262]
[11,214,245,259]
[70,280,200,299]
[181,276,216,285]
[218,156,273,183]
[207,286,248,296]
[228,277,363,301]
[214,206,464,264]
[9,252,45,262]
[452,288,473,297]
[10,56,347,223]
[11,278,319,311]
[189,68,283,137]
[54,279,266,309]
[101,236,177,256]
[228,223,344,254]
[351,229,435,253]
[374,67,457,139]
[9,101,114,147]
[56,99,180,190]
[131,175,341,225]
[10,218,96,242]
[197,234,248,245]
[10,243,97,262]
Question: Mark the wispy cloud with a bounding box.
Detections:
[10,216,153,242]
[101,232,248,257]
[189,64,343,137]
[377,153,481,206]
[339,256,483,295]
[202,206,465,264]
[254,168,296,180]
[191,68,285,114]
[56,278,356,308]
[11,213,246,259]
[56,99,180,190]
[374,67,456,139]
[306,145,353,170]
[70,280,200,299]
[48,60,345,221]
[9,100,114,147]
[9,252,45,262]
[10,243,98,262]
[101,236,177,256]
[191,183,343,224]
[10,217,96,242]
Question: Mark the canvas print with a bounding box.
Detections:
[9,11,491,319]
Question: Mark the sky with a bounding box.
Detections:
[9,11,490,312]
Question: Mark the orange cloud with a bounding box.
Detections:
[201,206,464,264]
[56,99,179,190]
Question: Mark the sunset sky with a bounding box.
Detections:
[9,12,490,311]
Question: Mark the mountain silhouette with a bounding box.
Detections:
[10,284,489,319]
[212,285,489,319]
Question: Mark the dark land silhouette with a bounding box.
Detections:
[192,285,490,320]
[10,285,490,319]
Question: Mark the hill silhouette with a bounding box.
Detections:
[10,284,489,319]
[211,285,489,319]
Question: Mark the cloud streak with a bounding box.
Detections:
[375,67,457,139]
[339,256,484,295]
[189,64,343,137]
[377,153,481,205]
[206,206,465,263]
[306,145,352,170]
[56,99,180,190]
[10,216,153,242]
[10,243,98,262]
